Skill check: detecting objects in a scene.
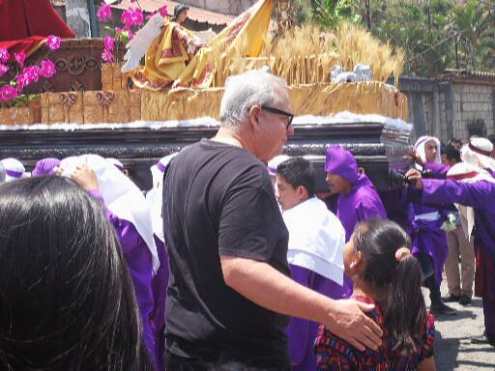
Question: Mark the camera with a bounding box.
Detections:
[389,169,434,185]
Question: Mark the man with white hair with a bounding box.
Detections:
[162,70,382,369]
[406,138,495,347]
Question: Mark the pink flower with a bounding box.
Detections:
[14,52,26,66]
[97,4,112,22]
[104,36,115,51]
[39,59,56,78]
[101,48,115,63]
[0,64,9,77]
[0,48,9,64]
[159,5,169,17]
[121,7,144,30]
[0,85,18,102]
[47,35,62,51]
[16,66,40,90]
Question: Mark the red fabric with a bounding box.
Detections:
[0,0,74,52]
[0,36,46,57]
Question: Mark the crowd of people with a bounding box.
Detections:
[0,69,494,370]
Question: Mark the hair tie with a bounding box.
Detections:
[395,247,411,262]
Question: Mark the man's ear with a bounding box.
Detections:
[296,185,309,201]
[248,105,261,130]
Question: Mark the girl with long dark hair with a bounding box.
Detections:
[0,176,152,371]
[315,219,436,370]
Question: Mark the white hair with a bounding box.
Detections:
[219,69,288,129]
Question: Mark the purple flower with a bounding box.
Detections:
[14,52,26,66]
[101,48,115,63]
[0,85,18,102]
[104,36,115,51]
[39,59,57,78]
[159,5,169,17]
[47,35,62,51]
[0,64,9,77]
[121,7,144,30]
[97,4,112,22]
[0,48,9,64]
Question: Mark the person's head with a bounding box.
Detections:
[219,69,294,163]
[442,143,461,166]
[174,4,189,24]
[324,145,357,194]
[414,136,441,164]
[1,158,27,182]
[0,176,151,371]
[461,136,495,172]
[32,157,61,177]
[448,138,463,151]
[345,219,426,353]
[275,157,315,211]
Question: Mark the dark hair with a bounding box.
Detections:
[443,143,461,163]
[0,176,152,371]
[276,157,316,197]
[352,219,427,353]
[448,138,463,150]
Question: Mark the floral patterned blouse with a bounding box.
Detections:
[314,295,435,370]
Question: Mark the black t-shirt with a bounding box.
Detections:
[162,139,290,367]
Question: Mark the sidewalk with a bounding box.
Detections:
[426,284,495,370]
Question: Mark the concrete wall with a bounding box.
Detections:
[400,77,495,143]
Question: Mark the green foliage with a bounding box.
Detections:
[303,0,494,76]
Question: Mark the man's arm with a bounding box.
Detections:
[220,256,382,352]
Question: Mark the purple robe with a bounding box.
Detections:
[420,178,495,340]
[409,162,450,286]
[90,191,157,369]
[288,265,345,371]
[336,173,388,241]
[152,237,169,371]
[325,146,387,295]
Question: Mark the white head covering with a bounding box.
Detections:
[267,154,290,176]
[1,158,28,182]
[147,153,178,242]
[414,135,441,165]
[283,197,345,285]
[60,154,160,274]
[106,157,126,173]
[447,162,495,241]
[460,137,495,172]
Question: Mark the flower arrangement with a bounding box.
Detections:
[97,1,169,64]
[0,35,61,106]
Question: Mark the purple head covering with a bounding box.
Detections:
[32,158,61,177]
[325,145,359,184]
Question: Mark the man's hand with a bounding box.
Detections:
[71,165,99,192]
[324,299,383,352]
[405,168,423,189]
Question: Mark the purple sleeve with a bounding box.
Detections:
[424,162,449,178]
[422,179,494,210]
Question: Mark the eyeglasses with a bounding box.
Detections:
[261,105,294,129]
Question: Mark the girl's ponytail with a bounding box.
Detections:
[385,252,427,353]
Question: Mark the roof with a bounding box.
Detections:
[439,69,495,84]
[112,0,234,25]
